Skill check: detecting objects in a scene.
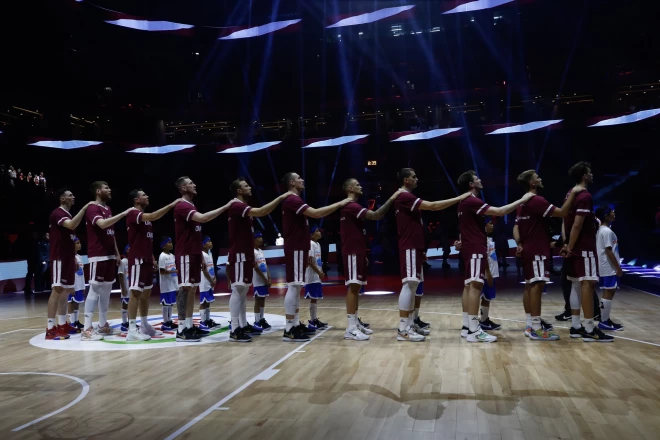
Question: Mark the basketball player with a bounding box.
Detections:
[198,236,217,331]
[280,172,351,342]
[457,170,533,343]
[125,190,179,341]
[252,232,271,331]
[81,182,132,341]
[158,237,178,331]
[47,189,91,340]
[340,178,398,340]
[595,206,623,331]
[394,168,470,342]
[226,178,293,342]
[561,162,613,342]
[118,245,130,330]
[304,226,327,331]
[514,170,583,341]
[67,237,85,330]
[173,176,235,342]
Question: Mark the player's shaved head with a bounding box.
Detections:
[281,172,297,189]
[342,178,358,193]
[175,176,190,191]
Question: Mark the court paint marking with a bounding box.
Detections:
[0,372,90,431]
[0,328,40,335]
[164,327,331,440]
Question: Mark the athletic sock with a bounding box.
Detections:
[73,310,79,323]
[129,319,137,332]
[398,318,408,332]
[294,312,300,325]
[571,315,581,329]
[531,316,541,331]
[286,319,295,332]
[259,307,265,321]
[413,308,420,321]
[162,306,169,322]
[47,318,55,330]
[140,316,148,328]
[601,298,612,322]
[69,313,76,324]
[310,303,318,321]
[480,306,490,321]
[167,306,173,322]
[462,312,469,328]
[185,317,193,329]
[57,315,66,326]
[585,318,595,333]
[525,313,533,328]
[347,314,357,330]
[121,309,128,323]
[468,315,480,332]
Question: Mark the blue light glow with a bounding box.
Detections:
[105,19,194,31]
[29,140,102,150]
[303,135,369,148]
[219,141,281,154]
[391,128,462,142]
[442,0,515,15]
[327,6,415,28]
[219,20,301,40]
[127,145,195,154]
[486,120,562,135]
[588,109,660,127]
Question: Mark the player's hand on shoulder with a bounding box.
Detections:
[572,185,585,194]
[461,191,472,200]
[521,192,534,202]
[341,198,352,206]
[281,191,295,200]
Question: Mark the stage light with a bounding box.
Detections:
[443,0,514,14]
[303,135,369,148]
[127,145,195,154]
[588,109,660,127]
[213,292,231,297]
[219,141,281,154]
[363,291,396,295]
[105,19,194,31]
[391,128,462,142]
[29,140,102,149]
[654,265,660,271]
[327,5,415,28]
[219,19,301,40]
[486,119,562,135]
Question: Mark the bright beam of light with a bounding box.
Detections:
[127,145,195,154]
[588,109,660,127]
[442,0,515,14]
[486,119,562,135]
[392,128,462,142]
[219,19,301,40]
[29,140,102,149]
[218,141,281,154]
[105,19,194,31]
[303,135,369,148]
[327,5,415,28]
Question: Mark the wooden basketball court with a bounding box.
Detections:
[1,275,659,440]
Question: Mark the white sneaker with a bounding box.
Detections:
[97,323,120,336]
[460,326,468,338]
[81,327,104,341]
[344,327,370,341]
[524,326,532,337]
[397,326,425,342]
[413,324,430,336]
[466,328,497,343]
[141,323,163,337]
[357,322,373,335]
[127,329,151,341]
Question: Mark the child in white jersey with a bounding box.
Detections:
[118,245,130,331]
[67,237,85,330]
[252,232,272,331]
[304,226,327,331]
[158,237,179,331]
[595,206,623,331]
[199,236,218,331]
[479,218,502,330]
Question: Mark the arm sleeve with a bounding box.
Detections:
[396,192,422,212]
[575,194,593,216]
[283,196,309,216]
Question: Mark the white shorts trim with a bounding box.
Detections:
[345,254,367,286]
[178,255,200,287]
[231,253,251,287]
[401,249,422,283]
[465,254,484,286]
[51,260,74,288]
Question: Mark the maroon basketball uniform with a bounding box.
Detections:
[394,190,425,283]
[174,200,202,286]
[282,194,310,285]
[126,208,154,291]
[86,203,117,285]
[458,194,490,285]
[516,195,556,283]
[227,199,255,286]
[563,190,598,281]
[49,207,76,288]
[341,201,368,285]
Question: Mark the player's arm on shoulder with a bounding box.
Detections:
[96,208,132,230]
[304,198,352,218]
[61,202,93,230]
[365,192,399,220]
[420,192,471,211]
[192,199,236,223]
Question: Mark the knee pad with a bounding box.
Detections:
[398,281,417,311]
[284,286,300,314]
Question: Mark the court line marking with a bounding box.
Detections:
[0,372,90,431]
[164,327,330,440]
[0,328,40,336]
[0,316,47,320]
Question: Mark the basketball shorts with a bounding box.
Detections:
[254,285,270,298]
[400,248,423,283]
[129,259,154,292]
[228,252,254,287]
[160,291,177,306]
[89,259,117,285]
[200,288,215,304]
[415,281,424,297]
[68,290,85,303]
[176,254,202,287]
[304,282,323,299]
[565,250,598,282]
[463,253,486,286]
[599,275,619,289]
[51,258,76,289]
[285,248,308,286]
[344,253,367,286]
[482,279,497,300]
[522,253,550,284]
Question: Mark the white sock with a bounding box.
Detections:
[413,308,419,320]
[74,309,79,322]
[69,313,76,323]
[259,307,265,320]
[167,306,173,322]
[347,314,357,330]
[525,313,533,328]
[185,317,193,329]
[468,315,480,332]
[47,318,55,330]
[601,298,612,322]
[129,319,137,331]
[294,312,300,325]
[162,306,170,322]
[398,317,408,332]
[58,315,66,326]
[286,319,295,332]
[84,284,100,330]
[480,306,490,321]
[238,285,248,328]
[531,316,541,331]
[229,285,241,329]
[121,309,128,323]
[571,315,581,330]
[310,303,318,320]
[585,318,595,333]
[462,312,469,328]
[140,316,148,327]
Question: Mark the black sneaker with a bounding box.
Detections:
[230,327,252,343]
[594,313,602,322]
[283,326,310,342]
[258,318,272,330]
[243,323,263,335]
[190,325,210,337]
[479,318,501,331]
[582,327,614,342]
[414,316,431,329]
[176,327,201,342]
[555,310,571,321]
[74,320,85,330]
[569,326,587,339]
[310,318,328,329]
[541,319,553,331]
[206,318,219,328]
[168,321,179,329]
[298,322,316,335]
[358,317,370,329]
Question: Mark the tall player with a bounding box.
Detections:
[456,170,533,343]
[562,162,613,342]
[173,176,235,342]
[47,189,91,340]
[514,170,583,341]
[394,168,470,342]
[125,189,179,341]
[280,172,351,342]
[226,178,292,342]
[340,178,398,340]
[82,182,131,341]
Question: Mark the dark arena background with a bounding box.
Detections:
[0,1,659,439]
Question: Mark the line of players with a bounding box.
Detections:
[46,161,620,343]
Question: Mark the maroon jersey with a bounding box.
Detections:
[341,201,367,255]
[563,190,596,253]
[86,203,116,260]
[394,190,424,250]
[458,194,490,255]
[126,208,154,260]
[281,194,309,250]
[515,195,556,257]
[49,207,75,261]
[174,200,202,256]
[228,199,254,255]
